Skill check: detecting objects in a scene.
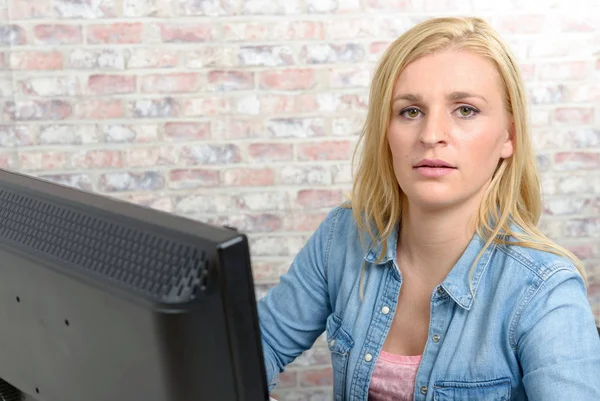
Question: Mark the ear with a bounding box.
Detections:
[500,120,515,159]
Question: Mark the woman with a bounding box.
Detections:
[257,16,600,400]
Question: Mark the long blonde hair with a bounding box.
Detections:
[347,16,585,288]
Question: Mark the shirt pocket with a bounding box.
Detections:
[433,377,511,401]
[326,313,354,401]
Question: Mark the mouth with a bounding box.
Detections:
[413,159,456,169]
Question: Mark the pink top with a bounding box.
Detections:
[368,351,422,401]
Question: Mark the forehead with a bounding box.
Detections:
[392,50,503,97]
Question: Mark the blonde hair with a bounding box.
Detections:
[346,16,585,291]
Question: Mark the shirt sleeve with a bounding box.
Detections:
[516,266,600,400]
[257,206,340,391]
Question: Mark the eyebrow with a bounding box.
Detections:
[392,91,488,104]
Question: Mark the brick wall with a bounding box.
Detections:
[0,0,598,399]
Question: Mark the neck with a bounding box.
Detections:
[397,196,481,286]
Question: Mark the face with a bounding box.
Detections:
[388,50,514,213]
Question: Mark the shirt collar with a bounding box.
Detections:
[363,224,496,311]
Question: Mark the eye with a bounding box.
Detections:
[400,107,422,119]
[456,106,478,118]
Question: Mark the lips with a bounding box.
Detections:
[414,159,456,169]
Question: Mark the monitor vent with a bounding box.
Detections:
[0,189,210,303]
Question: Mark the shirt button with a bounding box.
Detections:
[420,385,428,395]
[437,287,446,296]
[432,334,440,343]
[329,340,335,348]
[364,353,373,362]
[381,306,390,315]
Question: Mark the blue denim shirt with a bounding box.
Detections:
[257,205,600,400]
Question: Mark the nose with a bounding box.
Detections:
[419,108,450,147]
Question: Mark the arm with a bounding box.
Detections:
[516,267,600,400]
[257,207,340,391]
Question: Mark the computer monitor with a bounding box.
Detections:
[0,168,269,401]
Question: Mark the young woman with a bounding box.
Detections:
[257,16,600,400]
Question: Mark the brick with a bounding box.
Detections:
[249,235,307,257]
[333,115,364,136]
[34,24,82,44]
[324,19,377,40]
[140,73,199,93]
[87,74,136,95]
[87,23,143,44]
[293,94,320,113]
[121,194,174,213]
[18,76,78,97]
[221,213,282,233]
[536,154,552,171]
[519,64,536,80]
[531,109,551,126]
[10,51,63,70]
[299,43,365,64]
[567,83,600,103]
[248,143,293,162]
[207,71,254,91]
[223,22,270,41]
[554,152,600,170]
[293,344,331,365]
[71,150,122,169]
[272,21,324,40]
[297,140,354,161]
[279,165,331,185]
[0,25,27,46]
[495,14,546,34]
[232,95,260,115]
[216,118,265,139]
[4,100,72,121]
[129,98,178,118]
[259,69,316,90]
[556,173,600,195]
[0,78,13,97]
[38,174,93,191]
[223,167,275,186]
[299,367,333,387]
[8,0,52,19]
[127,48,178,69]
[259,94,295,114]
[103,124,159,143]
[123,147,178,167]
[0,125,36,147]
[124,0,174,17]
[237,46,294,67]
[233,191,288,211]
[164,122,210,141]
[180,144,242,165]
[307,0,360,12]
[54,0,117,18]
[242,0,303,14]
[99,171,165,192]
[364,0,411,10]
[75,99,123,119]
[269,389,333,401]
[178,0,237,16]
[283,211,328,231]
[182,97,229,117]
[168,168,220,189]
[40,124,100,145]
[68,48,125,70]
[529,36,596,59]
[19,151,69,172]
[266,117,325,138]
[175,193,231,214]
[252,260,291,282]
[0,53,5,70]
[554,107,594,124]
[528,84,567,105]
[543,197,591,216]
[330,67,371,88]
[332,163,353,184]
[295,189,342,208]
[0,153,16,169]
[560,15,598,32]
[185,46,235,68]
[564,218,600,238]
[159,23,214,42]
[369,41,391,62]
[538,61,590,80]
[533,128,600,150]
[565,243,597,260]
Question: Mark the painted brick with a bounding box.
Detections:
[140,73,200,93]
[74,99,123,119]
[178,0,237,16]
[242,0,303,15]
[164,122,210,141]
[297,140,354,161]
[103,124,159,143]
[0,25,27,46]
[99,171,165,192]
[207,71,255,91]
[38,174,93,191]
[8,0,53,19]
[332,163,353,184]
[0,153,16,169]
[121,194,174,213]
[0,125,36,147]
[129,98,179,118]
[251,260,292,282]
[306,0,360,13]
[71,150,122,169]
[494,14,546,34]
[279,165,331,185]
[259,69,316,90]
[560,15,598,32]
[248,143,293,162]
[68,48,125,70]
[248,235,307,257]
[543,197,592,216]
[0,78,12,97]
[87,23,144,44]
[54,0,117,18]
[554,152,600,170]
[219,213,282,233]
[238,46,294,67]
[168,168,220,189]
[232,94,260,115]
[332,115,364,136]
[40,124,100,145]
[233,191,288,212]
[330,67,371,88]
[556,173,600,195]
[34,24,82,44]
[223,22,270,41]
[10,51,63,70]
[260,94,295,114]
[223,167,275,186]
[124,0,174,17]
[528,84,566,105]
[123,147,178,167]
[554,107,594,124]
[564,218,600,238]
[295,189,342,208]
[87,74,136,95]
[182,97,229,117]
[4,100,72,121]
[159,23,214,42]
[266,118,325,138]
[299,367,333,387]
[215,118,265,139]
[538,61,590,80]
[185,46,235,68]
[180,143,242,165]
[283,211,328,232]
[127,48,179,69]
[19,151,69,172]
[299,43,365,64]
[364,0,412,11]
[19,76,79,97]
[271,21,324,40]
[175,193,231,214]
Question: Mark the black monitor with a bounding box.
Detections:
[0,168,270,401]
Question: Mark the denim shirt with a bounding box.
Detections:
[257,205,600,400]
